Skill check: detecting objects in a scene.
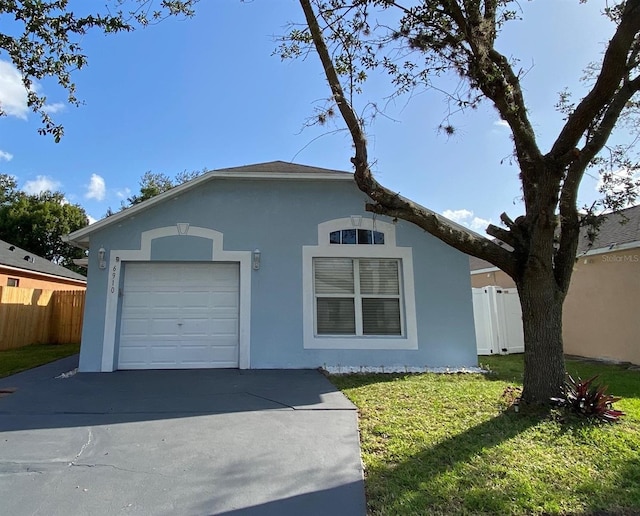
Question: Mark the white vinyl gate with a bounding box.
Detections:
[472,286,524,355]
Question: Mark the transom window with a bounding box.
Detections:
[329,229,384,245]
[313,257,402,336]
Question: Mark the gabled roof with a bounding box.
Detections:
[469,204,640,272]
[577,204,640,254]
[212,161,352,176]
[0,239,86,282]
[66,160,353,248]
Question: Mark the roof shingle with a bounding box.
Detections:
[0,239,86,282]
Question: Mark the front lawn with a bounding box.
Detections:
[0,343,80,379]
[331,355,640,515]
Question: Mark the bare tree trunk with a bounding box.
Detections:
[517,271,566,403]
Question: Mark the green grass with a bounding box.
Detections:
[331,355,640,515]
[0,342,80,379]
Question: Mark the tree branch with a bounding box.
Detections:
[299,0,516,277]
[551,0,640,159]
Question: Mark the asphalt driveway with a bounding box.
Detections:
[0,356,366,515]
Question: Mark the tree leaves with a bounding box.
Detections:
[0,0,197,140]
[0,176,89,271]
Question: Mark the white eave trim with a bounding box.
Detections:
[0,263,86,285]
[470,240,640,273]
[65,170,353,246]
[470,266,501,275]
[577,240,640,257]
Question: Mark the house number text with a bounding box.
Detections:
[111,265,117,294]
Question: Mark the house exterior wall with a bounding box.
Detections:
[563,249,640,365]
[0,268,86,291]
[79,178,477,371]
[470,249,640,365]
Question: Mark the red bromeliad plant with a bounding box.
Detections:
[553,374,625,422]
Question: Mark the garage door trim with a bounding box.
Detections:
[100,225,252,372]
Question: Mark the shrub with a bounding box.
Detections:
[552,374,625,422]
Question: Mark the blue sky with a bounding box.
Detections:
[0,0,621,229]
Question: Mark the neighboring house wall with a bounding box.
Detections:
[78,178,477,372]
[470,269,515,289]
[0,268,86,291]
[563,249,640,365]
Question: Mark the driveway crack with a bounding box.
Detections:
[72,428,93,463]
[244,391,295,409]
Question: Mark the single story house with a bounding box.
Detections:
[0,239,86,291]
[470,204,640,365]
[66,161,477,372]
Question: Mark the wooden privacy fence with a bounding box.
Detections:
[0,286,85,351]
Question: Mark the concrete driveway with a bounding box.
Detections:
[0,356,366,515]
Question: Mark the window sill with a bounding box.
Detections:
[303,336,418,350]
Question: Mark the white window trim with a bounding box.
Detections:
[303,217,418,350]
[101,225,251,371]
[314,257,404,336]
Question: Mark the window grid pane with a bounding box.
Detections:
[314,258,354,294]
[328,229,385,245]
[316,298,356,335]
[357,229,372,244]
[342,229,356,244]
[359,259,399,295]
[362,298,401,335]
[314,257,403,337]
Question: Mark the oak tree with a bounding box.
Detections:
[289,0,640,402]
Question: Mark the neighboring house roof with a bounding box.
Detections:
[469,255,496,273]
[66,160,477,248]
[469,204,640,273]
[0,239,86,283]
[576,204,640,254]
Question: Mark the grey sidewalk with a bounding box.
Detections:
[0,357,366,515]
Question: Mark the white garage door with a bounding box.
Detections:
[118,262,240,369]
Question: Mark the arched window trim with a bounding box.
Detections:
[304,216,417,350]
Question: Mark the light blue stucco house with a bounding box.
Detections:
[66,161,477,372]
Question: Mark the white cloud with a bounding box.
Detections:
[116,187,131,199]
[0,59,64,119]
[87,215,97,225]
[470,217,492,231]
[0,150,13,162]
[442,209,473,223]
[85,174,106,201]
[23,175,62,195]
[494,120,510,128]
[41,102,65,114]
[443,209,492,233]
[0,60,28,119]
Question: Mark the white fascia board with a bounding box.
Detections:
[65,170,353,247]
[470,240,640,272]
[578,240,640,257]
[471,266,501,275]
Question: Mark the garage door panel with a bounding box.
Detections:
[180,291,212,307]
[118,262,240,370]
[118,345,148,367]
[149,318,183,336]
[120,318,149,337]
[210,291,239,307]
[209,319,239,336]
